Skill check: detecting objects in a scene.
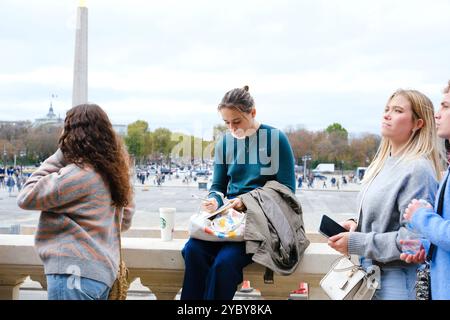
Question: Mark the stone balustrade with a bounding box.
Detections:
[12,225,328,243]
[0,232,339,300]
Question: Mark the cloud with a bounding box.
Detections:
[1,63,443,95]
[0,0,449,139]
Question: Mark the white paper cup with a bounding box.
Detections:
[159,207,176,241]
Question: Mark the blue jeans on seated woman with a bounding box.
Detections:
[181,238,253,300]
[46,274,110,300]
[360,257,417,300]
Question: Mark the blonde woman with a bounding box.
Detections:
[328,89,445,300]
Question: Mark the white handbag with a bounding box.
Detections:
[320,175,382,300]
[320,255,380,300]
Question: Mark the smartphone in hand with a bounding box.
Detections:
[319,214,347,238]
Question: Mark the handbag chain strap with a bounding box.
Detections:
[117,207,124,262]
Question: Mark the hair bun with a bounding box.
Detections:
[243,85,249,92]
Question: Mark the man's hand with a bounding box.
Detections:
[404,199,432,221]
[328,232,350,255]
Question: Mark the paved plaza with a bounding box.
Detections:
[0,176,361,233]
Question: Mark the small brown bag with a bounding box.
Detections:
[108,208,130,300]
[108,259,129,300]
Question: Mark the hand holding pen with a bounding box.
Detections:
[192,194,218,213]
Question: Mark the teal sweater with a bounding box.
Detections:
[209,124,296,206]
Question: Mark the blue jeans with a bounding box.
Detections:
[181,238,253,300]
[361,258,417,300]
[46,274,110,300]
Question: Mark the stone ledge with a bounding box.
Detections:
[0,235,339,300]
[10,226,328,243]
[0,235,336,272]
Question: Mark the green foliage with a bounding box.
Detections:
[124,122,215,164]
[152,128,174,156]
[124,120,149,159]
[325,123,348,139]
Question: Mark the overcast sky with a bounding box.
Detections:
[0,0,449,139]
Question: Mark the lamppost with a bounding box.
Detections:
[302,154,312,179]
[19,150,26,172]
[341,160,344,177]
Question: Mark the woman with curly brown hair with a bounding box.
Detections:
[17,104,134,300]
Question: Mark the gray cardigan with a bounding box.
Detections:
[348,156,439,265]
[240,180,310,277]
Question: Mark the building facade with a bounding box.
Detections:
[33,104,63,128]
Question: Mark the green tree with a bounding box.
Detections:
[325,123,349,166]
[143,131,153,158]
[325,123,348,140]
[152,128,174,157]
[125,121,149,162]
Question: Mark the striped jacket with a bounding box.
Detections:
[17,149,134,287]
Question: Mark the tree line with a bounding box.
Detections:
[285,123,380,170]
[0,120,380,169]
[124,120,380,170]
[0,122,62,166]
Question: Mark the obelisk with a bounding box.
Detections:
[72,0,88,107]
